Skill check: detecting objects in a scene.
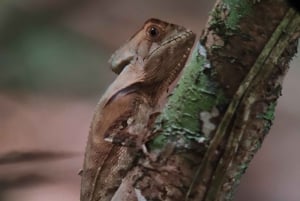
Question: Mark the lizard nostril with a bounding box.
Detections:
[111,56,133,74]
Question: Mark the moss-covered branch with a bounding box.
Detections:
[112,1,300,201]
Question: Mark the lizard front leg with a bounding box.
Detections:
[81,93,146,201]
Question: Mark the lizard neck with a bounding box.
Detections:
[141,54,188,107]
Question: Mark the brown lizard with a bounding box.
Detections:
[80,18,195,201]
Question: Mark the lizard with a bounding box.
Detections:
[80,18,196,201]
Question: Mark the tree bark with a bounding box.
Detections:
[86,0,300,200]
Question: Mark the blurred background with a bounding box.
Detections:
[0,0,299,201]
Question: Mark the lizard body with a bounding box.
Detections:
[81,18,195,201]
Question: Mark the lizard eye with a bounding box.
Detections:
[146,25,162,41]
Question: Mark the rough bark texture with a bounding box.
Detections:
[87,0,300,201]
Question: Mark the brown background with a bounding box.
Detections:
[0,1,299,201]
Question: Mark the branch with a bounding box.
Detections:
[111,1,300,200]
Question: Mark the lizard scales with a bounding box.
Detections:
[81,18,195,201]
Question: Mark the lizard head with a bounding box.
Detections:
[109,18,196,79]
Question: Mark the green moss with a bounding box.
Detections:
[150,43,228,149]
[223,0,252,30]
[257,101,277,133]
[209,0,253,39]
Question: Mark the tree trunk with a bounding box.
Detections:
[83,0,300,200]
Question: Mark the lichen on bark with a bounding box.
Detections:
[107,1,300,201]
[146,1,300,200]
[151,42,227,150]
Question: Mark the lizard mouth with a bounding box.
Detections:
[146,30,194,60]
